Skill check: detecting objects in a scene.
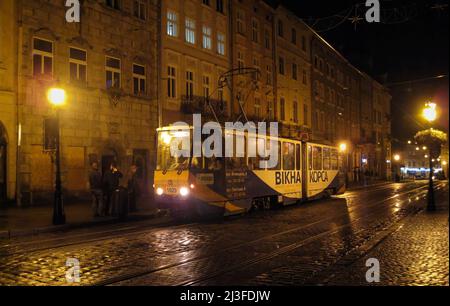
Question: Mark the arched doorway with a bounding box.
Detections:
[0,124,7,203]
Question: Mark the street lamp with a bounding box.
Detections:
[47,87,66,225]
[393,154,402,182]
[422,102,437,211]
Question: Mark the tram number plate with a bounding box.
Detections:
[166,187,178,194]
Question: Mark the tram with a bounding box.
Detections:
[154,125,346,218]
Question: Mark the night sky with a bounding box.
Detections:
[280,0,449,147]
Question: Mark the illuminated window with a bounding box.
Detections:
[217,32,226,55]
[185,18,196,44]
[167,11,178,37]
[202,26,212,50]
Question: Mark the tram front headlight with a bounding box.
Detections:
[179,187,190,197]
[156,187,164,196]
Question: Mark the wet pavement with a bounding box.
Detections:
[0,181,448,286]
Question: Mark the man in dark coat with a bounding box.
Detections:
[127,164,141,212]
[103,162,123,216]
[89,162,103,217]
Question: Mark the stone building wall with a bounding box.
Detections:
[15,0,159,205]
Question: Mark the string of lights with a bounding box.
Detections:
[300,1,448,32]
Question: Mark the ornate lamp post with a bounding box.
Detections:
[422,102,437,211]
[393,154,401,182]
[47,88,67,225]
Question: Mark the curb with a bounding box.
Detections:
[0,211,165,240]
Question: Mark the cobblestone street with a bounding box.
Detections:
[0,181,448,286]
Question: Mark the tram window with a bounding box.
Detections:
[206,157,223,171]
[313,146,323,170]
[283,142,295,170]
[323,148,331,170]
[248,137,262,170]
[308,145,313,170]
[225,133,247,169]
[296,144,301,170]
[266,140,281,170]
[331,149,339,170]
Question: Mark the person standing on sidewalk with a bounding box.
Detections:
[127,164,141,213]
[103,162,123,216]
[89,162,103,217]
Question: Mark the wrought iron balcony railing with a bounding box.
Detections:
[181,95,229,121]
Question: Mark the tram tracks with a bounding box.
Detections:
[93,182,444,286]
[0,182,424,256]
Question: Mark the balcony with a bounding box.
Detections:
[181,95,229,121]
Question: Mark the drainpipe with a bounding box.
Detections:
[15,0,22,207]
[157,0,162,128]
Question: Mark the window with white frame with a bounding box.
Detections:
[237,51,245,71]
[186,71,194,98]
[216,0,224,13]
[167,11,178,37]
[253,57,260,82]
[33,38,53,77]
[185,18,196,44]
[266,65,272,85]
[237,10,245,35]
[217,32,226,55]
[133,64,146,94]
[167,66,176,98]
[69,47,87,83]
[203,75,210,99]
[252,19,259,43]
[254,98,261,118]
[133,0,146,20]
[106,0,120,10]
[202,26,212,49]
[264,28,271,49]
[105,56,121,89]
[280,98,286,121]
[293,100,298,123]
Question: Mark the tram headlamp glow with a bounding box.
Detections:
[156,188,164,196]
[180,187,190,197]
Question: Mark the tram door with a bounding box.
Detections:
[0,141,6,203]
[301,142,308,200]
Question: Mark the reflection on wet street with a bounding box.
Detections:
[0,181,447,286]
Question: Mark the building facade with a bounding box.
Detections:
[0,0,393,206]
[274,6,312,139]
[0,0,18,203]
[1,0,159,205]
[228,0,276,124]
[160,0,231,125]
[310,29,391,181]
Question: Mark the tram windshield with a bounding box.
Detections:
[157,129,191,171]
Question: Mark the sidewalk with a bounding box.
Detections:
[0,196,161,239]
[322,185,449,286]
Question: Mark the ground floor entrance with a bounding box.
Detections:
[0,136,6,203]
